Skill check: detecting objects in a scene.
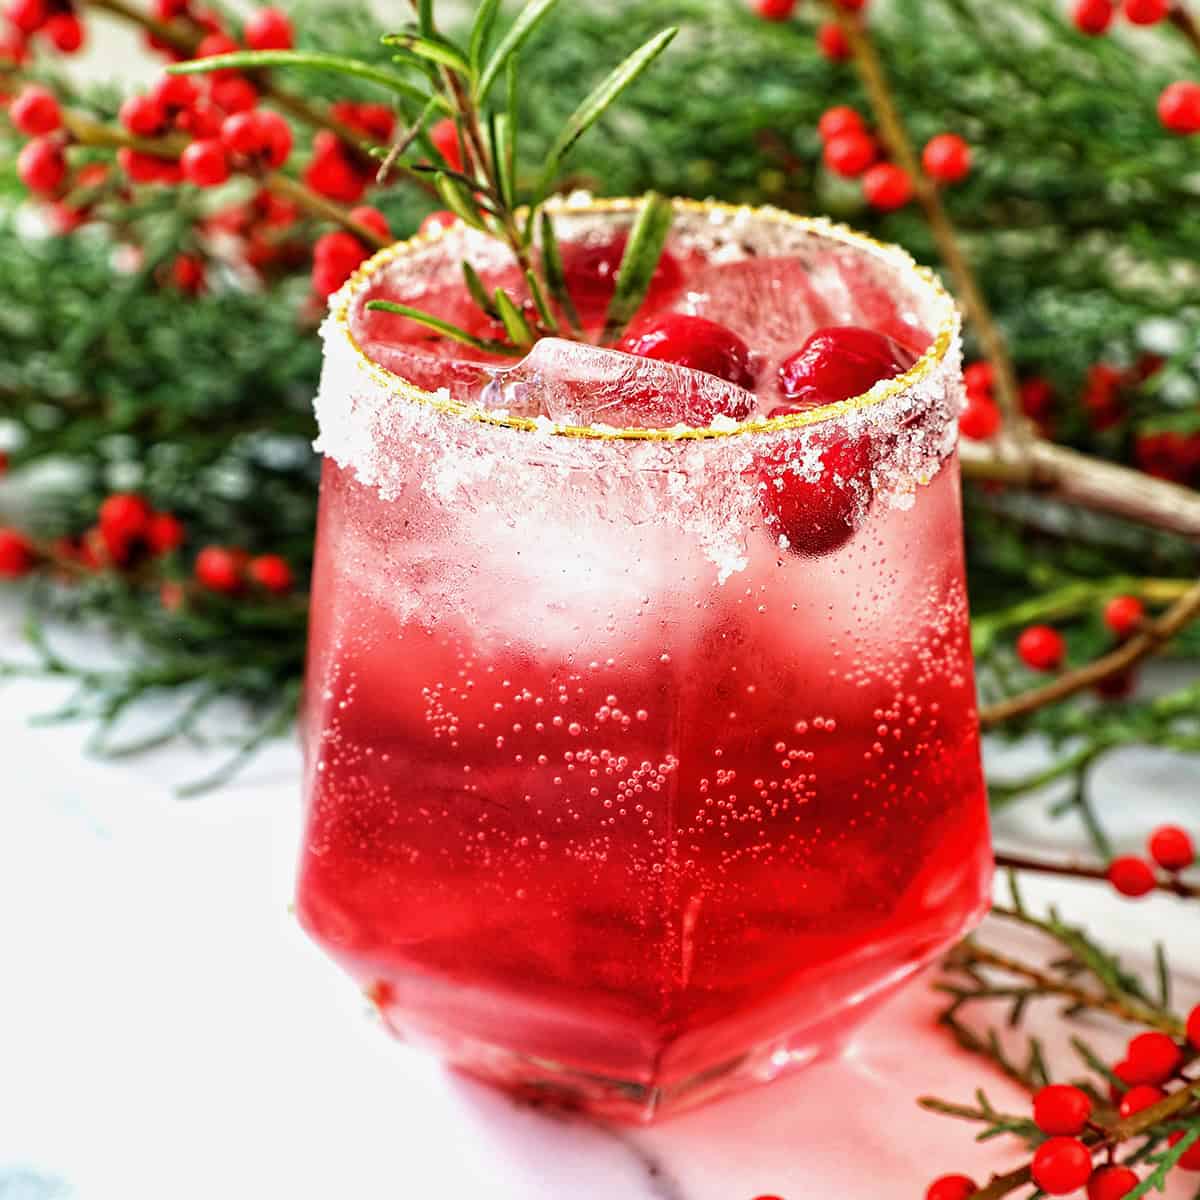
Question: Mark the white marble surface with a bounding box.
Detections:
[1,607,1197,1200]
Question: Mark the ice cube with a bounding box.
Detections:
[483,338,756,429]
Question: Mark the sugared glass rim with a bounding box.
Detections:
[329,196,959,442]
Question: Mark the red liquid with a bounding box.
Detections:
[298,209,991,1120]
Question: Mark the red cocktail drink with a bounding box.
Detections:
[299,199,991,1121]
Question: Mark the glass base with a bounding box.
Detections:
[422,960,926,1124]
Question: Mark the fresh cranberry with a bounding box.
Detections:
[1087,1165,1140,1200]
[758,431,874,557]
[816,22,850,60]
[244,6,291,49]
[753,0,796,18]
[221,109,291,167]
[98,493,152,559]
[151,72,199,117]
[1095,670,1137,701]
[170,253,205,293]
[196,30,237,59]
[922,133,971,183]
[179,98,223,139]
[209,73,258,114]
[304,130,369,203]
[1107,856,1156,898]
[42,10,83,51]
[1019,376,1055,420]
[777,326,917,408]
[312,231,368,297]
[120,92,167,137]
[862,163,913,210]
[1033,1084,1092,1136]
[823,130,877,177]
[10,84,60,135]
[1148,824,1194,871]
[963,360,994,394]
[194,545,245,593]
[925,1177,976,1200]
[558,234,683,324]
[151,0,190,19]
[817,106,865,141]
[1188,1003,1200,1050]
[1124,1031,1183,1084]
[0,528,35,578]
[5,0,46,35]
[619,314,757,390]
[1159,81,1200,135]
[1030,1137,1093,1195]
[1118,1084,1165,1119]
[17,136,66,195]
[117,147,174,185]
[1123,0,1168,20]
[1016,624,1065,671]
[1102,594,1144,638]
[1073,0,1115,34]
[146,512,185,555]
[248,554,293,594]
[181,138,230,187]
[959,394,1000,440]
[349,204,391,242]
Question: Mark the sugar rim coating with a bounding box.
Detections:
[328,196,959,442]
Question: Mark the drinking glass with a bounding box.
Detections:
[298,198,992,1122]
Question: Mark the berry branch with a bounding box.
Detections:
[822,0,1025,439]
[979,579,1200,728]
[994,851,1200,900]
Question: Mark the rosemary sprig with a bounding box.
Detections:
[171,0,680,355]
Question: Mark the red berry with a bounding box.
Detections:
[1019,376,1055,420]
[304,130,368,203]
[959,394,1001,441]
[116,147,171,185]
[759,432,874,557]
[1031,1137,1093,1195]
[146,511,185,555]
[817,106,864,141]
[823,130,877,177]
[430,117,463,172]
[169,253,204,293]
[120,93,168,137]
[922,133,972,183]
[1087,1165,1140,1200]
[244,6,291,50]
[1108,855,1156,898]
[1159,81,1200,135]
[862,162,913,210]
[1095,670,1137,702]
[312,230,368,297]
[619,313,757,391]
[330,99,395,142]
[17,136,66,195]
[1123,0,1168,23]
[777,325,918,408]
[181,138,230,187]
[10,84,60,135]
[1168,1131,1200,1171]
[221,109,290,166]
[151,0,189,19]
[836,0,866,8]
[753,0,796,18]
[418,209,456,237]
[247,554,293,594]
[1073,0,1115,34]
[41,10,83,51]
[0,528,35,578]
[150,72,199,117]
[1110,1058,1140,1101]
[4,0,46,34]
[816,22,850,60]
[196,30,237,59]
[1033,1084,1093,1136]
[1118,1084,1165,1119]
[159,580,186,612]
[1103,594,1144,638]
[1016,624,1065,671]
[98,493,152,553]
[1125,1032,1183,1084]
[179,98,223,138]
[1185,1003,1200,1051]
[208,72,257,114]
[963,361,995,395]
[194,545,245,593]
[349,204,390,242]
[925,1177,976,1200]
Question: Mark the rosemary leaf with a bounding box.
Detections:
[476,0,561,103]
[384,33,471,76]
[435,172,488,230]
[364,300,520,355]
[462,261,498,319]
[603,191,674,341]
[538,211,582,335]
[493,288,535,350]
[468,0,501,73]
[525,269,559,334]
